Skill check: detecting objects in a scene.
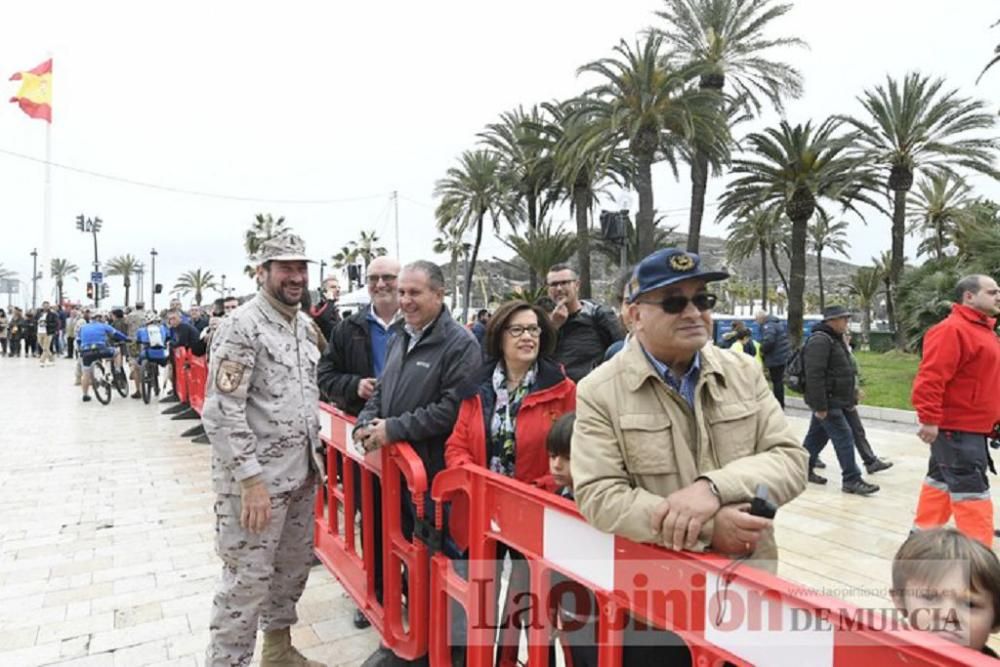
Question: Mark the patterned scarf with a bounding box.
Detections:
[488,362,537,478]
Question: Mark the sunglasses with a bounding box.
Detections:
[367,274,397,284]
[635,292,717,314]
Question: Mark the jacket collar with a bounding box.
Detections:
[475,356,566,393]
[952,303,997,329]
[253,292,299,331]
[391,306,452,347]
[621,335,727,393]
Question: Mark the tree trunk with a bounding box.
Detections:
[884,280,896,341]
[861,301,872,351]
[57,280,63,308]
[890,188,908,350]
[450,253,459,310]
[195,290,203,306]
[686,151,709,254]
[787,216,809,348]
[817,248,825,312]
[574,185,592,299]
[769,245,789,295]
[759,243,768,311]
[462,213,485,325]
[124,278,131,308]
[635,152,655,259]
[527,196,538,293]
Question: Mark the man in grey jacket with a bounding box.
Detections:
[755,310,791,408]
[353,260,480,667]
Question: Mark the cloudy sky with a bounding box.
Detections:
[1,0,998,308]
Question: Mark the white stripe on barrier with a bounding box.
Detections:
[319,409,332,441]
[704,572,834,667]
[542,507,615,590]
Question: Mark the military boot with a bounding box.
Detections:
[260,627,326,667]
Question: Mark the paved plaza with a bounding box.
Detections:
[2,354,998,665]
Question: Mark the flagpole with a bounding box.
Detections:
[42,115,52,305]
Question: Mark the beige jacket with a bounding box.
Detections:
[571,337,807,569]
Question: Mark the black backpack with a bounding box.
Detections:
[783,331,832,393]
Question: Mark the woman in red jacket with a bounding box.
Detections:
[445,299,575,666]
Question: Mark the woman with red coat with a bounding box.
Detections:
[445,299,575,666]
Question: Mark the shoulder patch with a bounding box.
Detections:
[216,360,246,394]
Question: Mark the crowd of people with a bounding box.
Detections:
[190,233,1000,667]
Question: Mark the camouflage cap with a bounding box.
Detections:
[256,233,313,264]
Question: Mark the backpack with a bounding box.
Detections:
[783,331,832,393]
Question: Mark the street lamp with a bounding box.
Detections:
[135,263,144,303]
[30,248,38,309]
[76,214,103,307]
[319,260,326,285]
[150,248,158,310]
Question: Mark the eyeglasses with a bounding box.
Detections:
[547,279,575,289]
[367,274,397,284]
[504,325,543,338]
[635,293,717,314]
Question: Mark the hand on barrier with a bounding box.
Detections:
[353,418,389,454]
[710,503,773,556]
[357,378,376,400]
[651,479,722,551]
[241,481,272,533]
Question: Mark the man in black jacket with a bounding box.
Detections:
[167,310,206,356]
[316,255,399,629]
[36,302,59,367]
[310,276,342,341]
[755,310,791,407]
[353,260,480,667]
[801,305,879,496]
[546,264,624,381]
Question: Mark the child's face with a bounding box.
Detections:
[896,569,995,651]
[549,454,571,489]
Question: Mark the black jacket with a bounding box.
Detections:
[357,307,481,480]
[803,323,856,412]
[759,315,791,367]
[310,299,341,341]
[317,309,375,416]
[553,300,625,382]
[37,310,58,334]
[171,321,207,356]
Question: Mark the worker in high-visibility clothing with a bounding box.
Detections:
[911,274,1000,548]
[720,320,760,360]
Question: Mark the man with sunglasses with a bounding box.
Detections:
[546,263,624,382]
[573,248,807,575]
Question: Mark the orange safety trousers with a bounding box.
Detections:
[913,430,994,548]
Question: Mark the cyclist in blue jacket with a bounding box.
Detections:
[130,311,173,398]
[78,313,129,402]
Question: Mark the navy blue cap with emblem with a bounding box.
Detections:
[626,248,729,303]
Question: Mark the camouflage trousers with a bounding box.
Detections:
[206,481,316,667]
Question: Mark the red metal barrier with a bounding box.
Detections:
[173,347,191,405]
[428,464,996,667]
[187,356,208,416]
[312,403,430,661]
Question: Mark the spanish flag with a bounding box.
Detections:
[9,58,52,122]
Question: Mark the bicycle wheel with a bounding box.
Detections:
[141,362,153,404]
[92,361,113,405]
[113,365,129,398]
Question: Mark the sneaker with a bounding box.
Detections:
[865,458,893,474]
[808,471,828,485]
[843,479,879,496]
[82,395,92,402]
[814,459,827,469]
[131,392,142,399]
[353,607,371,630]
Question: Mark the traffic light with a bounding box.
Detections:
[101,283,109,299]
[75,214,85,231]
[86,282,94,299]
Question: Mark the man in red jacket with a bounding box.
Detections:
[911,274,1000,547]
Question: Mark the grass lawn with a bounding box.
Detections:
[855,351,919,411]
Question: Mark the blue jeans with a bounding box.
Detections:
[803,409,862,483]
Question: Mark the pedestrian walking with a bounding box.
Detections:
[911,274,1000,547]
[841,331,892,474]
[755,309,791,407]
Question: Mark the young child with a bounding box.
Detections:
[892,528,1000,658]
[547,412,576,498]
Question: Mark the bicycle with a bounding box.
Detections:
[140,354,162,404]
[89,354,115,405]
[111,342,130,398]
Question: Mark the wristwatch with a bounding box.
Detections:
[696,476,722,502]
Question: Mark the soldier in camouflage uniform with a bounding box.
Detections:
[203,233,326,667]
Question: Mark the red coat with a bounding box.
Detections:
[912,304,1000,433]
[445,360,576,551]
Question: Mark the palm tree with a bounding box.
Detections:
[808,212,851,311]
[173,269,218,306]
[593,216,676,269]
[432,223,471,310]
[656,0,805,252]
[542,99,630,298]
[716,118,882,345]
[844,72,1000,349]
[977,19,1000,83]
[502,220,579,286]
[50,258,79,307]
[434,150,513,323]
[575,32,728,258]
[352,230,388,273]
[905,173,972,260]
[244,213,290,278]
[105,254,142,307]
[872,251,897,335]
[848,265,884,348]
[330,245,357,271]
[725,209,782,310]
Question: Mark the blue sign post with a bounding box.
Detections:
[91,271,103,284]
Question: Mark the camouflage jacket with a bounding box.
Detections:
[203,293,323,495]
